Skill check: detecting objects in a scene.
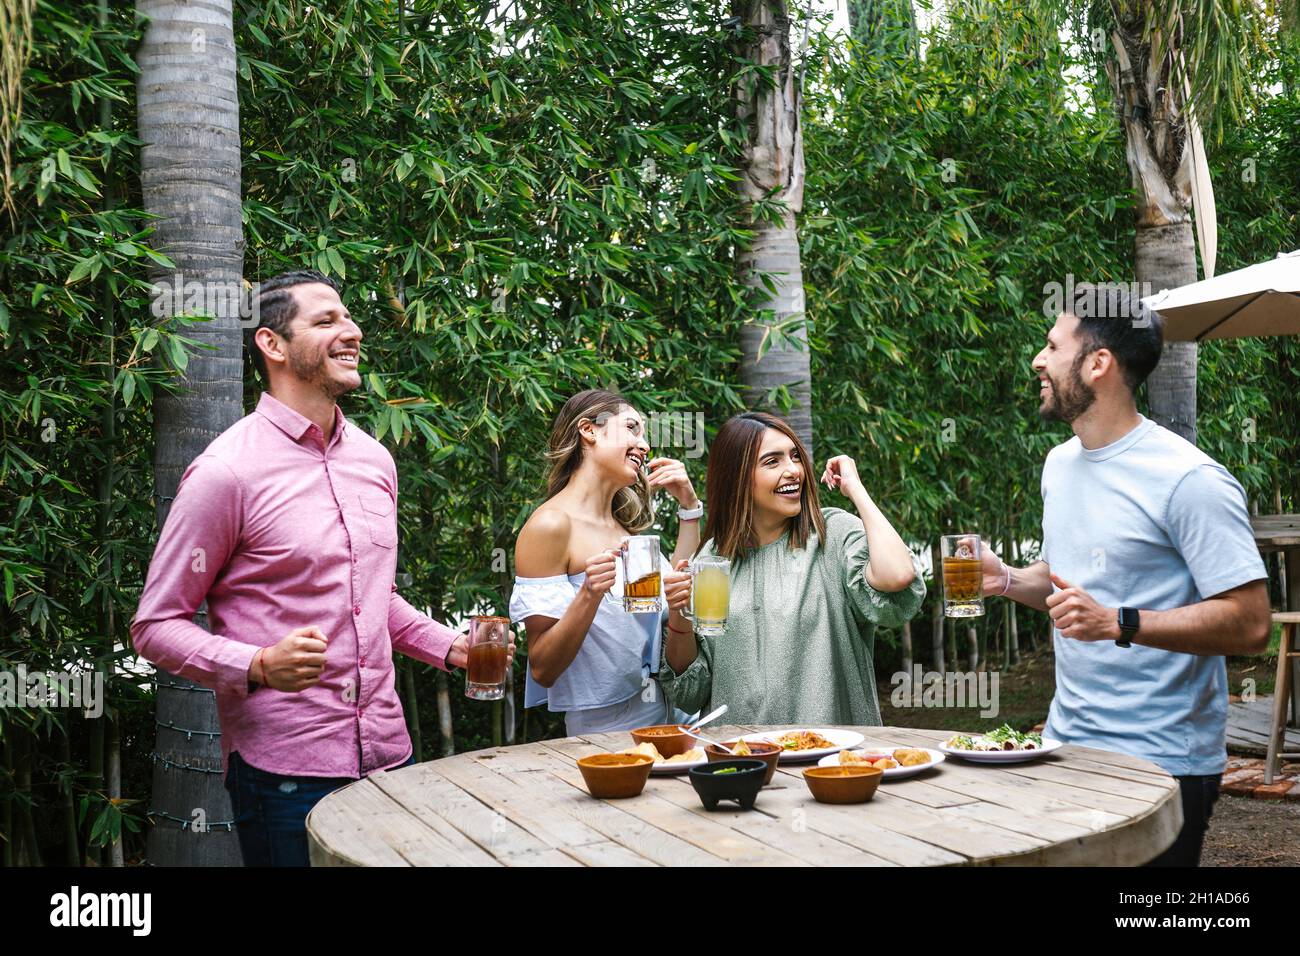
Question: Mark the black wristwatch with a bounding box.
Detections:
[1116,606,1140,647]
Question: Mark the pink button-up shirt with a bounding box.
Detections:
[130,392,457,778]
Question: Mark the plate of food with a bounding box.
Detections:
[937,724,1063,763]
[619,741,709,775]
[816,746,945,779]
[741,729,866,763]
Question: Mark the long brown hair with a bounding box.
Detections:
[543,389,653,533]
[699,412,825,561]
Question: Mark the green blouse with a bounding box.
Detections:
[659,507,926,726]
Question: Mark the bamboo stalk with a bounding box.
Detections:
[901,619,913,678]
[435,669,454,756]
[1014,536,1033,652]
[16,727,41,866]
[402,660,423,763]
[58,730,79,865]
[2,729,12,867]
[107,714,123,867]
[929,539,944,672]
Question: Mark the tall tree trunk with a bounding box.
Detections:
[137,0,245,866]
[1135,225,1198,442]
[1107,24,1200,444]
[734,0,814,452]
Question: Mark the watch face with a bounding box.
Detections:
[1119,607,1139,630]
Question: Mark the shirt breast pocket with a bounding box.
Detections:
[359,493,397,549]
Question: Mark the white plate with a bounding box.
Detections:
[741,728,866,763]
[936,737,1064,763]
[816,746,945,780]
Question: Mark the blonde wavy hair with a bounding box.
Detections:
[544,389,653,533]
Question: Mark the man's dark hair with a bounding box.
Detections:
[245,269,341,379]
[1069,285,1165,394]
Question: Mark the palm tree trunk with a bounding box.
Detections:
[1107,26,1200,444]
[136,0,245,866]
[1136,224,1198,443]
[734,0,814,452]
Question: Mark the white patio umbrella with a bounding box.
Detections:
[1140,249,1300,342]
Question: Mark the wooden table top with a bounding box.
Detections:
[1253,514,1300,550]
[306,725,1182,867]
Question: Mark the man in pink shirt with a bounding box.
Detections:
[131,269,498,866]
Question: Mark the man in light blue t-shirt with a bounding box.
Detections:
[982,287,1270,867]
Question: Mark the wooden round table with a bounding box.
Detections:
[306,725,1182,866]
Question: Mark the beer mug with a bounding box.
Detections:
[620,535,662,613]
[684,555,730,637]
[464,615,510,700]
[941,534,984,618]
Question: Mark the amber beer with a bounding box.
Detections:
[941,535,985,618]
[621,535,663,613]
[624,572,662,599]
[465,615,510,700]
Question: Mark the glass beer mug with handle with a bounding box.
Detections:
[941,534,985,618]
[464,615,511,700]
[682,555,730,637]
[619,534,663,613]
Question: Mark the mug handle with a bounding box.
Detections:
[678,561,695,621]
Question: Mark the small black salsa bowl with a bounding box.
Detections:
[688,759,767,811]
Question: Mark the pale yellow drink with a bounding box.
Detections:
[691,562,730,636]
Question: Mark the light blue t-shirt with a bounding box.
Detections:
[1040,416,1266,777]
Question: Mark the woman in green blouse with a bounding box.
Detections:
[660,411,925,726]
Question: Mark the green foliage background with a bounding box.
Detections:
[1,0,1296,864]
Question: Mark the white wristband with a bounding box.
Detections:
[677,504,704,521]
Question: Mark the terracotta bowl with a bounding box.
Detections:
[803,765,883,804]
[577,753,654,799]
[705,740,782,785]
[629,724,695,758]
[689,760,767,811]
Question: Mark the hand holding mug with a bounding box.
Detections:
[580,548,621,601]
[663,558,692,615]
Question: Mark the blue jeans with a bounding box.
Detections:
[224,751,414,867]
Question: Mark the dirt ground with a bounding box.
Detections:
[1202,796,1300,866]
[878,645,1298,867]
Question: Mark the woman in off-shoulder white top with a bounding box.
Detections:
[510,389,701,734]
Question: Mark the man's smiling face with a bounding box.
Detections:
[1032,313,1097,424]
[281,283,362,398]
